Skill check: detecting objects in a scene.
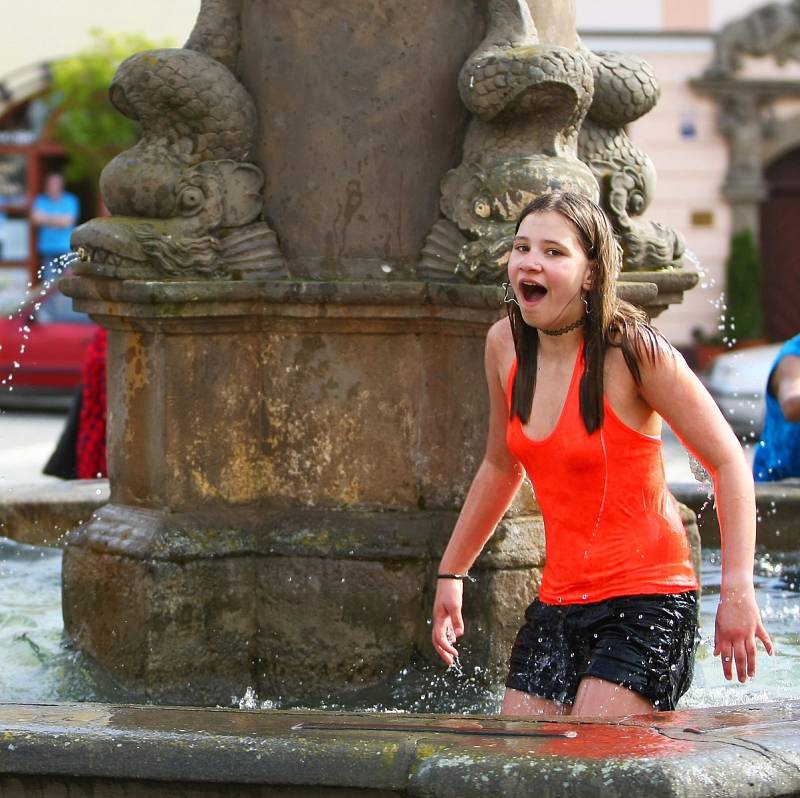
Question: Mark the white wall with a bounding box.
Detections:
[577,0,770,31]
[576,0,663,30]
[711,0,773,28]
[0,1,200,78]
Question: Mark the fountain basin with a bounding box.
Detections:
[672,482,800,550]
[1,485,796,710]
[0,487,797,794]
[0,701,798,797]
[0,481,109,547]
[9,479,800,551]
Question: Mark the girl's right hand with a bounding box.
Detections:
[431,578,465,666]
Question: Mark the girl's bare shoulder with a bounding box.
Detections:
[486,317,515,381]
[608,326,676,368]
[487,316,513,344]
[604,342,638,390]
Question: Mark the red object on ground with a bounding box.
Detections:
[0,285,98,397]
[77,327,107,479]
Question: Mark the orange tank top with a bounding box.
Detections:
[505,341,698,605]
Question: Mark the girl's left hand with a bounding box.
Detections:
[714,586,773,682]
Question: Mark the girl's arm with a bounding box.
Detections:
[432,321,525,666]
[637,343,773,683]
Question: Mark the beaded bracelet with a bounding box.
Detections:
[436,573,477,583]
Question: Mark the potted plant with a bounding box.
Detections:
[722,229,765,349]
[691,326,727,371]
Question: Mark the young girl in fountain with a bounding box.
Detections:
[432,191,773,718]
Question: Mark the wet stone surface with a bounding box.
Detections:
[0,701,798,797]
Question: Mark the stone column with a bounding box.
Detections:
[238,0,484,281]
[58,0,581,705]
[719,93,768,238]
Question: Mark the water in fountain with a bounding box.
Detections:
[1,536,795,712]
[0,538,127,703]
[681,546,799,707]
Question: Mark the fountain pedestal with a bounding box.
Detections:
[60,0,699,703]
[61,277,543,702]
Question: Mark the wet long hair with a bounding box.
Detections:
[507,191,665,434]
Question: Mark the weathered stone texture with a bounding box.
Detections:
[240,0,484,280]
[0,480,108,547]
[98,298,498,513]
[59,278,544,703]
[256,557,428,698]
[0,702,799,798]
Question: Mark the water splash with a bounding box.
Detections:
[684,248,737,350]
[1,252,82,397]
[447,656,465,678]
[679,249,760,488]
[233,685,275,710]
[681,547,799,708]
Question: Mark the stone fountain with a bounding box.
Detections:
[60,0,698,705]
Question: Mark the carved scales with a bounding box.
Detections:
[72,0,287,281]
[419,0,685,284]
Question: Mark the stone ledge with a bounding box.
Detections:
[60,277,506,312]
[0,702,797,797]
[671,481,800,550]
[63,502,543,567]
[0,483,544,569]
[0,480,109,547]
[59,276,687,324]
[7,480,795,557]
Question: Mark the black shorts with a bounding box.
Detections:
[505,592,698,711]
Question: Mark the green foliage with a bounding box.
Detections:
[48,29,174,188]
[724,230,763,342]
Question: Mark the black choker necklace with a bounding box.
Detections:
[538,317,585,336]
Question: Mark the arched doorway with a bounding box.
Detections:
[761,146,800,341]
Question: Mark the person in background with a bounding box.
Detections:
[76,327,107,480]
[43,327,107,481]
[753,333,800,482]
[0,194,7,260]
[30,173,79,282]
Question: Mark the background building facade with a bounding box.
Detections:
[580,0,800,345]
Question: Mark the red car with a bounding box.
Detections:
[0,284,99,407]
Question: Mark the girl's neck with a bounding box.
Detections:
[536,326,584,360]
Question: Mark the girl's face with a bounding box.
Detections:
[507,210,594,330]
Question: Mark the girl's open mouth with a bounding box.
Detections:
[519,280,548,303]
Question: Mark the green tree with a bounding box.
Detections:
[723,230,763,343]
[47,29,174,193]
